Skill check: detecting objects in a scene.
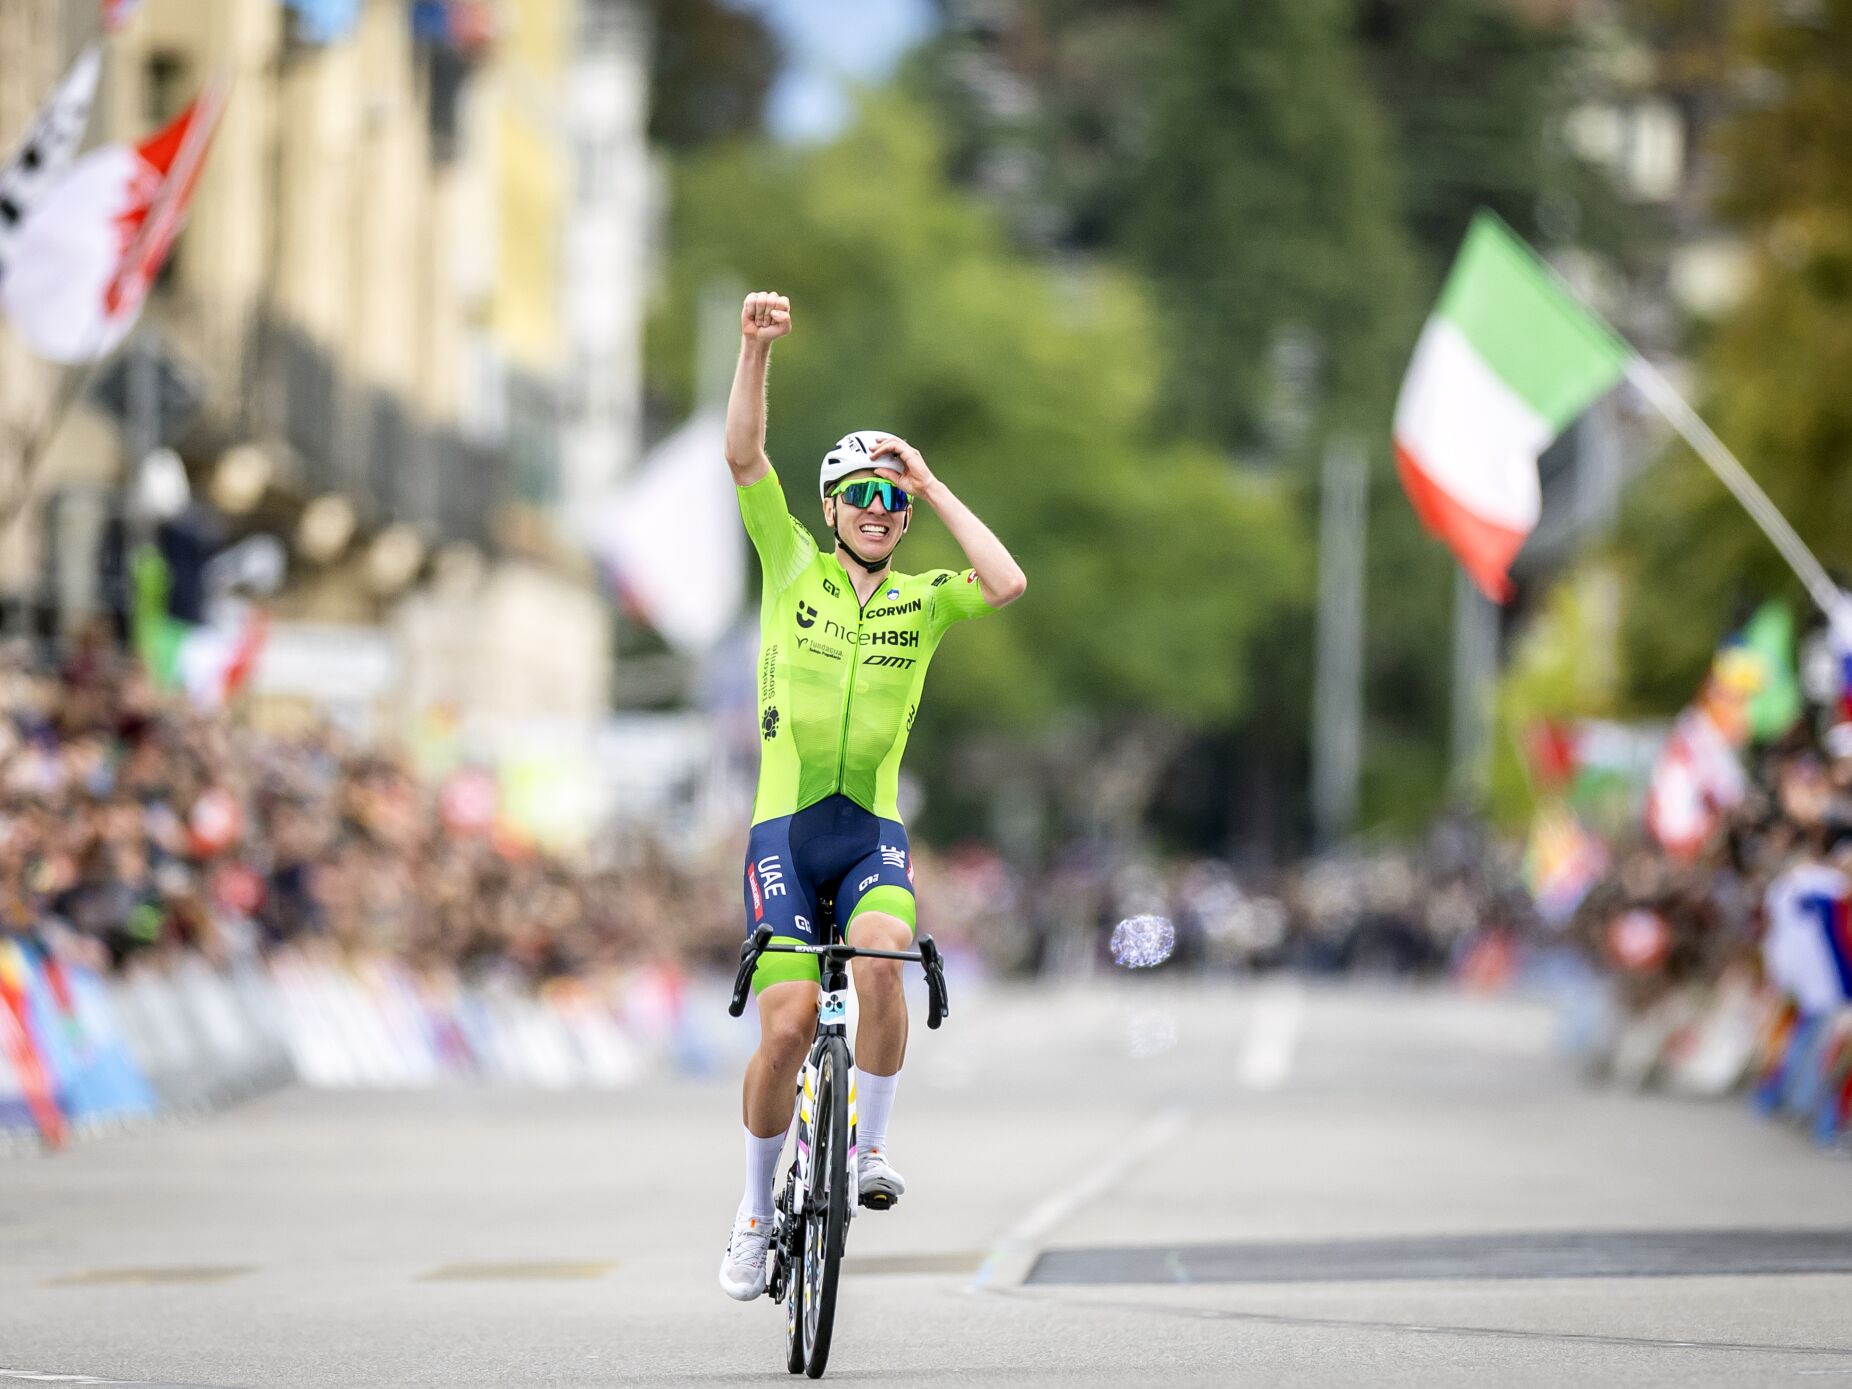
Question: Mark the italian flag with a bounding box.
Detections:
[1394,213,1629,601]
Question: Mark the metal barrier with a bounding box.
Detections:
[0,940,723,1150]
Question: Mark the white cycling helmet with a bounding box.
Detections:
[819,430,895,501]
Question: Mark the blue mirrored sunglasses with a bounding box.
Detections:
[830,478,910,512]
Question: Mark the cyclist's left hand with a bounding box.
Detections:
[870,436,937,499]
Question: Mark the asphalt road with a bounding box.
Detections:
[4,979,1851,1387]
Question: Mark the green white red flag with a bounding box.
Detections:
[1393,213,1629,600]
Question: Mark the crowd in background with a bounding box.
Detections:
[2,634,1504,991]
[0,635,742,987]
[1560,726,1852,1014]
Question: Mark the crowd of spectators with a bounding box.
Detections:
[0,633,740,987]
[1559,724,1852,1015]
[0,633,1520,993]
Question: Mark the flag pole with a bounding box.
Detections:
[1621,357,1842,619]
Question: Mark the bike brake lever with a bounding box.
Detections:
[729,925,775,1016]
[919,935,949,1029]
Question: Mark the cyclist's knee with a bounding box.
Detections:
[846,910,910,952]
[756,982,817,1066]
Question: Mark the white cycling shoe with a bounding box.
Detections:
[718,1211,771,1301]
[857,1147,906,1210]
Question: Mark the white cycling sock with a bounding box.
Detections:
[740,1125,785,1222]
[855,1067,899,1157]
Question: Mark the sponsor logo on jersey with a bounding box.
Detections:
[761,707,780,740]
[822,578,840,598]
[857,873,880,893]
[880,844,907,872]
[795,915,810,933]
[795,602,818,629]
[863,653,915,670]
[866,628,919,649]
[863,598,922,620]
[931,573,951,587]
[885,587,900,601]
[757,855,788,900]
[748,864,763,920]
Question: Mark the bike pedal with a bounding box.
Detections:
[859,1191,896,1210]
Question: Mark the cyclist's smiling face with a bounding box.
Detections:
[825,470,908,562]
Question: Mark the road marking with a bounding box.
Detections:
[992,1289,1852,1359]
[1236,982,1303,1091]
[0,1374,222,1387]
[422,1260,613,1282]
[47,1268,252,1288]
[970,1105,1190,1291]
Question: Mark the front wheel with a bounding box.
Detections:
[801,1038,850,1378]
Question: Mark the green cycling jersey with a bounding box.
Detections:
[739,468,995,825]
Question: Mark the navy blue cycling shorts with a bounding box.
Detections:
[742,794,916,990]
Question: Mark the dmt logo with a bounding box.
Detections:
[863,654,915,670]
[795,602,818,629]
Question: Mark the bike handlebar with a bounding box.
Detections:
[726,924,951,1030]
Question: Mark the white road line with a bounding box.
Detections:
[970,1104,1190,1291]
[1236,981,1305,1091]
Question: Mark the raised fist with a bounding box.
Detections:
[741,291,792,344]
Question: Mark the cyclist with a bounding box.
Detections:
[719,291,1027,1300]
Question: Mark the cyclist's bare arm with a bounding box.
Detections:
[724,291,791,487]
[871,437,1028,608]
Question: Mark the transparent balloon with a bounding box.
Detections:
[1110,914,1176,969]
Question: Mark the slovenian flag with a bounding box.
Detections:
[1393,213,1629,601]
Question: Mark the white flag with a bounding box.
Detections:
[0,44,103,286]
[0,80,224,363]
[589,411,743,654]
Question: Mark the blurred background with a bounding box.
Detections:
[0,0,1847,1097]
[4,2,1852,1384]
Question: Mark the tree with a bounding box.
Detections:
[1617,0,1852,712]
[641,0,779,150]
[650,100,1309,843]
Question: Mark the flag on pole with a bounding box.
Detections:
[0,81,225,364]
[100,0,144,32]
[589,411,744,654]
[1714,601,1802,743]
[0,44,103,286]
[1393,213,1630,600]
[133,545,270,710]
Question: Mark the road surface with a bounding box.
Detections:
[3,979,1851,1386]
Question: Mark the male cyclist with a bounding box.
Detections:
[719,291,1027,1300]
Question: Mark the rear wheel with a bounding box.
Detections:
[801,1038,850,1378]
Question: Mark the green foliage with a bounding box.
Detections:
[1617,0,1852,709]
[641,0,779,150]
[651,101,1309,814]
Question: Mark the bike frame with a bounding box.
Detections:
[727,921,949,1375]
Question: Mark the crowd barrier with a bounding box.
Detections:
[0,941,731,1150]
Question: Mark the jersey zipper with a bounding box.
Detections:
[832,560,876,792]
